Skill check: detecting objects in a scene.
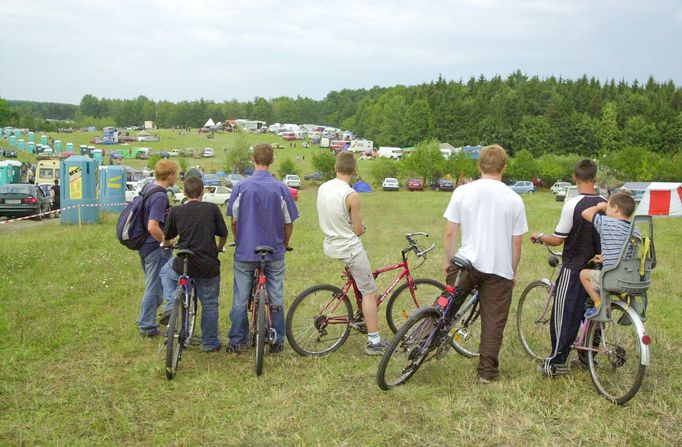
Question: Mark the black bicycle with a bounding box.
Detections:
[377,256,479,390]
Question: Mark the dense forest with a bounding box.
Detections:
[2,71,682,181]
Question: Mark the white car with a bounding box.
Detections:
[125,182,141,202]
[382,178,400,191]
[174,185,231,206]
[283,174,301,189]
[203,147,214,157]
[551,181,572,195]
[168,149,181,157]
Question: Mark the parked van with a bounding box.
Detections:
[349,139,374,154]
[378,147,402,160]
[320,137,330,148]
[36,159,60,185]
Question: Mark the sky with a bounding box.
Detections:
[1,0,681,105]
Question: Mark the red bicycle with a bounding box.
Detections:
[285,232,443,356]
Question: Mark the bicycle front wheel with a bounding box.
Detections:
[286,284,353,357]
[450,299,481,358]
[377,307,441,390]
[165,289,184,380]
[385,278,444,333]
[587,301,646,405]
[517,280,554,361]
[254,290,267,376]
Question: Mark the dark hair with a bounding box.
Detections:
[335,152,356,175]
[574,159,597,181]
[609,192,636,218]
[183,176,204,199]
[54,179,59,185]
[252,143,274,166]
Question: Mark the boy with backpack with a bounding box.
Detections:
[160,176,228,352]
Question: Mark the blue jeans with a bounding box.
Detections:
[228,259,286,346]
[160,259,222,351]
[137,248,171,334]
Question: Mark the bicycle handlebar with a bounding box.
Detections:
[404,232,435,258]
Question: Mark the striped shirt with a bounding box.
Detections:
[592,214,633,267]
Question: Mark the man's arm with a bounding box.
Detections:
[582,201,607,223]
[147,219,164,243]
[346,191,366,236]
[530,231,564,246]
[444,221,459,273]
[511,234,523,286]
[284,223,293,248]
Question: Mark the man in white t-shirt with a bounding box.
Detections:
[443,144,528,383]
[317,152,386,355]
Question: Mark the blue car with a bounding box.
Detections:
[509,181,535,194]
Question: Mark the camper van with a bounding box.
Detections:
[320,137,330,148]
[36,159,60,185]
[349,139,374,154]
[378,147,402,160]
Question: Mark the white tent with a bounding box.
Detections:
[203,118,215,127]
[635,182,682,217]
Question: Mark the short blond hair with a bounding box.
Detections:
[154,159,178,181]
[335,152,356,175]
[478,144,507,174]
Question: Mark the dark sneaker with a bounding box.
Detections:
[584,306,600,320]
[270,342,284,354]
[203,345,222,353]
[365,340,388,356]
[139,329,160,338]
[225,344,248,354]
[159,309,172,326]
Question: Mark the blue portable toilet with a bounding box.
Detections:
[17,139,25,151]
[13,129,22,138]
[9,135,16,146]
[28,132,35,143]
[66,142,74,153]
[0,161,22,186]
[4,128,11,138]
[60,155,99,224]
[40,135,48,145]
[98,165,126,212]
[27,142,35,154]
[54,140,62,152]
[91,149,103,163]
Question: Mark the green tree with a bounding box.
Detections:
[598,102,621,155]
[403,99,433,146]
[147,154,161,170]
[507,149,539,181]
[311,150,337,181]
[277,157,298,178]
[369,157,400,186]
[225,129,252,174]
[400,139,444,184]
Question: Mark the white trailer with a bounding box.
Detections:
[378,146,402,159]
[349,139,374,153]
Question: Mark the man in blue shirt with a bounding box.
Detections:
[226,143,299,353]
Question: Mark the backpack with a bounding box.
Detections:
[116,185,166,250]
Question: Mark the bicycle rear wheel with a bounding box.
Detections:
[254,289,267,376]
[450,298,481,358]
[184,285,199,348]
[587,301,646,405]
[165,289,184,380]
[377,307,441,390]
[516,280,554,361]
[385,278,444,333]
[286,284,353,356]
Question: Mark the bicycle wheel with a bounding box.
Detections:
[254,289,267,376]
[385,278,444,333]
[286,284,353,356]
[184,285,199,348]
[165,289,184,380]
[450,298,481,358]
[587,301,646,405]
[377,307,441,390]
[516,280,554,361]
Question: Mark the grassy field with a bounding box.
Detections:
[1,185,682,445]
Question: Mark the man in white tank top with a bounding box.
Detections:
[317,152,387,355]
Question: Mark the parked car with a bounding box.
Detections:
[430,178,454,191]
[168,149,181,157]
[288,186,298,202]
[225,173,245,188]
[3,149,17,158]
[406,178,425,191]
[174,185,231,206]
[564,186,579,201]
[509,180,535,194]
[0,183,52,220]
[125,181,141,202]
[304,171,324,181]
[382,178,400,191]
[202,147,214,158]
[551,181,572,195]
[283,174,301,189]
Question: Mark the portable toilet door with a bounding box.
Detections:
[60,156,99,224]
[28,142,35,154]
[17,139,25,151]
[40,135,48,145]
[54,140,62,153]
[28,132,35,143]
[66,142,74,154]
[91,149,103,163]
[98,165,126,212]
[8,135,16,147]
[0,165,10,186]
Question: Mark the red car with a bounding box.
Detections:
[406,178,425,191]
[288,186,298,201]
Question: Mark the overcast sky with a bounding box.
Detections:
[1,0,681,105]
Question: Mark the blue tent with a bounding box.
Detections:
[353,181,372,193]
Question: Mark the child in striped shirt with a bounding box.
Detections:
[580,192,637,319]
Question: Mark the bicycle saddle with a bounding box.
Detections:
[176,249,195,258]
[451,256,473,270]
[254,245,274,255]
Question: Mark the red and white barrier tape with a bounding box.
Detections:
[0,202,128,225]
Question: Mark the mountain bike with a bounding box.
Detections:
[376,256,480,390]
[286,232,444,357]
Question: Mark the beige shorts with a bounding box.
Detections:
[341,249,377,296]
[588,269,601,291]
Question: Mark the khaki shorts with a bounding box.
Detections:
[341,249,377,296]
[588,269,601,291]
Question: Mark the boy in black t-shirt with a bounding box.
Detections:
[160,176,228,352]
[530,160,606,376]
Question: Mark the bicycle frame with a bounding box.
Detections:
[248,260,274,343]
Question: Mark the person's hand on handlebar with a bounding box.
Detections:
[530,232,545,244]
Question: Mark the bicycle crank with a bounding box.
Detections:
[436,335,452,359]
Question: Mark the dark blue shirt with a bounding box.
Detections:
[227,170,299,262]
[139,183,169,258]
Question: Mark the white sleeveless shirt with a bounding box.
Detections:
[316,178,364,258]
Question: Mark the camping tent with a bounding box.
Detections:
[204,118,215,127]
[635,182,682,217]
[353,181,372,193]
